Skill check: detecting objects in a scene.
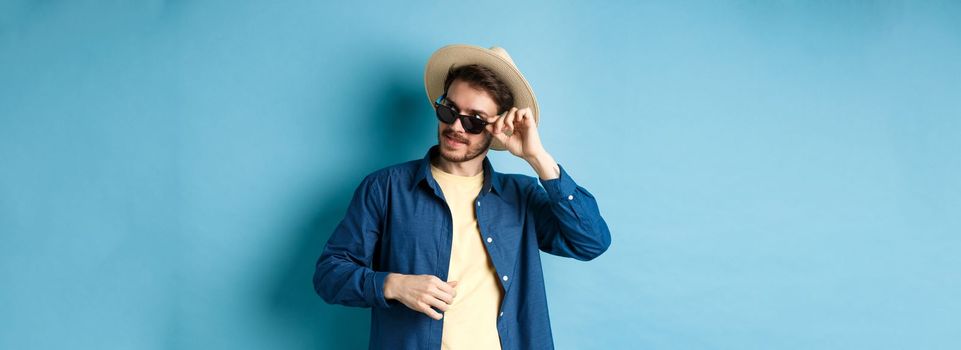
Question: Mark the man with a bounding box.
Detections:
[313,44,611,350]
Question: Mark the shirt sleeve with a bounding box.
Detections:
[528,164,612,261]
[313,174,393,309]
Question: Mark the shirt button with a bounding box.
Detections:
[477,201,481,206]
[502,275,509,281]
[568,194,574,200]
[487,237,493,243]
[499,312,504,317]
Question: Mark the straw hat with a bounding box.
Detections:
[424,44,539,151]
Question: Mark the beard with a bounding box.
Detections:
[438,129,492,163]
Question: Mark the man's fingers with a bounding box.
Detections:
[430,287,454,305]
[504,107,518,134]
[426,295,451,312]
[424,276,451,303]
[437,280,457,298]
[402,275,458,320]
[489,118,510,144]
[418,302,444,320]
[447,281,458,297]
[494,112,507,134]
[517,108,533,128]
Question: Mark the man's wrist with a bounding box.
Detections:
[525,151,560,180]
[383,273,398,300]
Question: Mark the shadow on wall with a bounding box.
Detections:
[263,64,431,348]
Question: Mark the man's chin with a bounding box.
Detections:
[439,144,481,163]
[439,147,468,163]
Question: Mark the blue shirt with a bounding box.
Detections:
[313,145,612,350]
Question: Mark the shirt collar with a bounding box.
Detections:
[411,145,502,197]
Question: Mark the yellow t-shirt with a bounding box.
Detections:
[430,164,504,350]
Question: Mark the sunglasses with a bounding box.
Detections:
[434,94,490,134]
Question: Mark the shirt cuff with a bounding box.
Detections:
[368,270,392,309]
[538,164,578,203]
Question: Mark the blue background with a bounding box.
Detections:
[1,1,959,349]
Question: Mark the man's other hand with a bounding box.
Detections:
[383,273,459,320]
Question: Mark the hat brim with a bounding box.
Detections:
[424,45,538,151]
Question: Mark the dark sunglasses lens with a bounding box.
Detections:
[462,118,485,134]
[436,103,486,134]
[460,117,475,132]
[435,105,456,124]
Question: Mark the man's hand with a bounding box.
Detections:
[383,273,458,320]
[487,107,560,180]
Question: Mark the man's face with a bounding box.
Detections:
[437,79,500,163]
